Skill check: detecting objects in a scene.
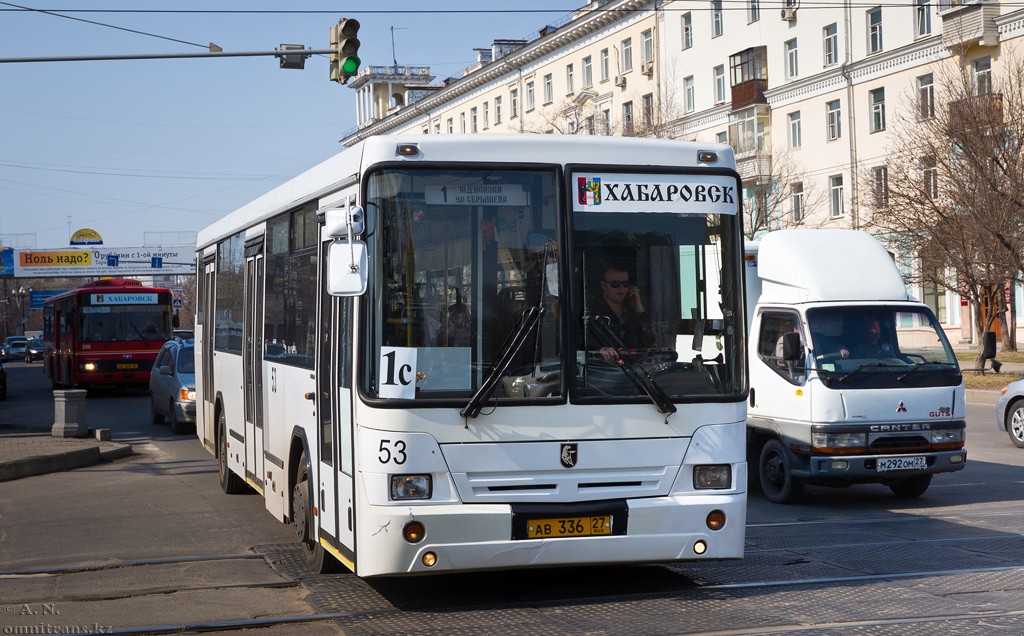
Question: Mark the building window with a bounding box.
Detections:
[869,88,886,132]
[642,29,653,64]
[712,0,724,37]
[526,81,535,111]
[788,111,801,148]
[785,39,798,79]
[714,65,726,104]
[867,8,883,54]
[543,73,553,103]
[482,103,489,129]
[915,0,932,37]
[494,96,503,124]
[601,107,612,134]
[565,64,574,94]
[510,88,519,118]
[621,38,633,71]
[582,56,593,87]
[974,56,992,95]
[460,112,466,133]
[749,0,760,23]
[683,76,695,113]
[682,13,693,49]
[829,175,844,217]
[826,100,841,140]
[622,101,634,135]
[871,165,889,208]
[923,276,947,323]
[642,93,654,129]
[790,182,804,222]
[470,107,478,132]
[600,48,610,81]
[716,130,728,144]
[446,118,453,134]
[921,156,938,199]
[585,115,595,135]
[917,74,934,119]
[823,23,838,66]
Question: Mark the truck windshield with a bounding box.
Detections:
[807,305,960,388]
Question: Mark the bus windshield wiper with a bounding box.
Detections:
[130,320,148,344]
[897,361,954,382]
[838,362,894,382]
[585,315,677,417]
[460,305,545,419]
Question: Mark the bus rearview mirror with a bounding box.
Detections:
[327,240,369,296]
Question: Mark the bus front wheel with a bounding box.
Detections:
[217,410,247,494]
[292,451,342,574]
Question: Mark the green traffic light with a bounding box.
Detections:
[342,56,360,75]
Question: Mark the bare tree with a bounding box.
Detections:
[865,45,1024,365]
[741,147,827,240]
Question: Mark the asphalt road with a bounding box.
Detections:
[1,361,1022,635]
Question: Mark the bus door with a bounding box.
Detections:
[201,256,217,448]
[243,239,266,491]
[315,239,356,558]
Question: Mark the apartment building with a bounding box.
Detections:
[341,0,1024,343]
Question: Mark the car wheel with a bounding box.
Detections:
[758,438,804,504]
[292,451,343,573]
[151,397,165,425]
[1007,402,1024,449]
[888,474,932,498]
[169,401,186,435]
[217,409,247,494]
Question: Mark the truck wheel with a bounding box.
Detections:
[217,410,247,494]
[1006,402,1024,448]
[292,451,342,574]
[888,474,932,498]
[759,439,804,504]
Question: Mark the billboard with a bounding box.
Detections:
[13,245,195,278]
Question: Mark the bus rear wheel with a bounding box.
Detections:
[217,410,247,494]
[292,451,342,574]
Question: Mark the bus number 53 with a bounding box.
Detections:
[378,439,407,465]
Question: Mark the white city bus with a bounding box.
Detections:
[195,134,748,576]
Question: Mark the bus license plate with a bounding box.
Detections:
[117,363,138,370]
[527,515,611,539]
[876,456,926,472]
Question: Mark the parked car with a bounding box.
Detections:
[0,360,6,400]
[2,337,27,362]
[997,376,1024,448]
[149,339,196,434]
[23,338,43,363]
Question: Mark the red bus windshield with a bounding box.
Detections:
[80,304,173,343]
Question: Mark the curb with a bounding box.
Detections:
[0,442,133,483]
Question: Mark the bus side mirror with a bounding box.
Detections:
[327,240,368,296]
[782,331,803,362]
[325,206,365,239]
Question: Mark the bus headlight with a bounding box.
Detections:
[81,362,97,372]
[390,474,432,500]
[693,465,732,489]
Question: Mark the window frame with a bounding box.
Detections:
[823,23,838,67]
[829,174,845,217]
[869,87,886,133]
[826,100,842,141]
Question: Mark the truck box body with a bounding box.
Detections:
[745,230,966,503]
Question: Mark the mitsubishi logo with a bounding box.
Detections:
[896,401,908,413]
[560,443,578,468]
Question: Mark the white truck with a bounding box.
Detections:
[745,229,967,503]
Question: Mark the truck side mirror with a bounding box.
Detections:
[782,331,803,362]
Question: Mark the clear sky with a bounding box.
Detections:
[0,1,576,248]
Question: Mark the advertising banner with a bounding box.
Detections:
[13,245,195,278]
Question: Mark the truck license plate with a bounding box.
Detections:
[876,456,926,472]
[527,515,611,538]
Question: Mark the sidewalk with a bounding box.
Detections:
[0,425,133,482]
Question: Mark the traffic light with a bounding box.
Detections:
[330,19,361,84]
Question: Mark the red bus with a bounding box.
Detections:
[42,278,175,390]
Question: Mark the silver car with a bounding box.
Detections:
[995,375,1024,448]
[149,339,196,434]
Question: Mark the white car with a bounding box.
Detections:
[995,375,1024,448]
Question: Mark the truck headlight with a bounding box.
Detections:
[390,474,432,500]
[930,428,964,448]
[693,465,732,489]
[811,432,867,453]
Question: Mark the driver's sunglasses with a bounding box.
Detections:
[604,279,631,288]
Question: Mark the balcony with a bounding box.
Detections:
[941,0,1000,48]
[731,79,768,110]
[947,92,1003,128]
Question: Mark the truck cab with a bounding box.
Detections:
[745,230,966,503]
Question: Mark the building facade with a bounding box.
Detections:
[340,0,1024,345]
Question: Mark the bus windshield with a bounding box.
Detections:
[80,305,173,343]
[363,165,745,405]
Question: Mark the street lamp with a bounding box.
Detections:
[14,285,31,335]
